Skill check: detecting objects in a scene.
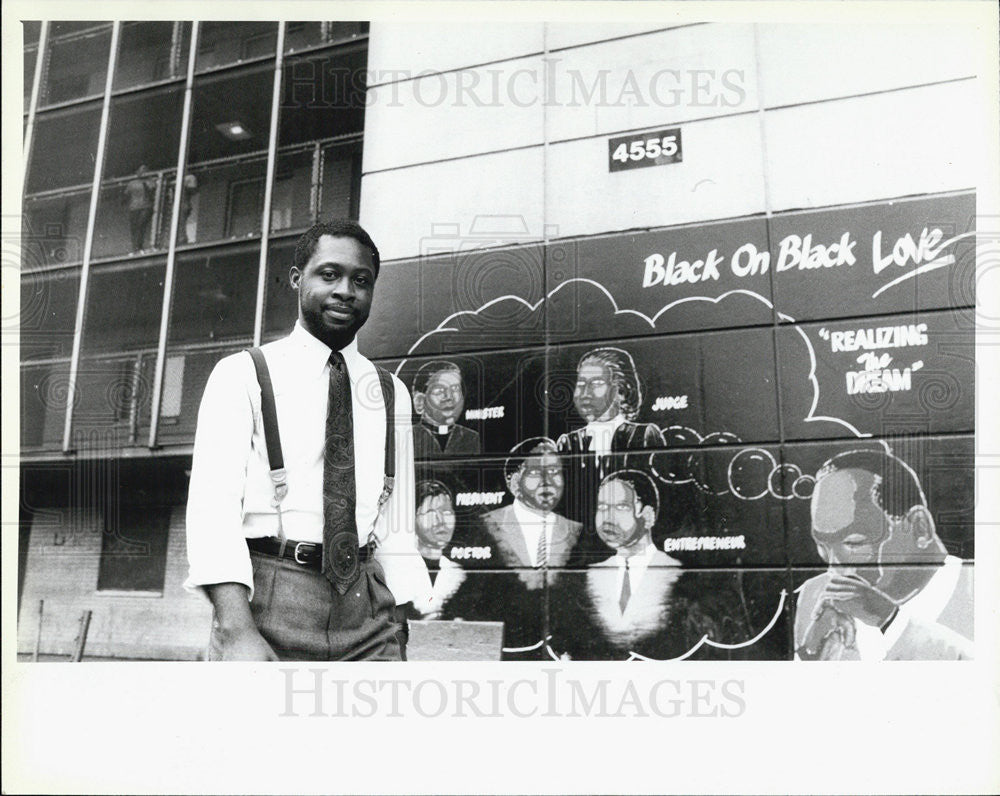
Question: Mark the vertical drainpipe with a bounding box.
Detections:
[252,23,286,347]
[61,22,121,452]
[147,23,200,448]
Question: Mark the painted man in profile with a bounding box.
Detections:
[411,361,481,458]
[795,448,973,661]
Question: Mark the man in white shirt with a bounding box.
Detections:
[584,470,681,648]
[480,437,582,590]
[794,447,973,661]
[186,220,432,661]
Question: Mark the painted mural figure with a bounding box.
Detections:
[794,448,973,661]
[480,437,582,590]
[556,347,665,468]
[414,479,465,619]
[585,470,682,646]
[556,347,665,558]
[549,469,757,660]
[411,361,481,458]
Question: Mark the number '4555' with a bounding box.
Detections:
[611,135,678,163]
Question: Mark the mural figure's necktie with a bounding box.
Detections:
[536,523,548,569]
[619,558,631,614]
[323,351,359,594]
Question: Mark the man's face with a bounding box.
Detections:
[574,360,618,423]
[291,235,375,345]
[595,479,648,550]
[512,451,564,513]
[420,369,464,426]
[811,468,899,584]
[415,493,456,549]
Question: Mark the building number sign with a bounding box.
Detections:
[608,127,683,172]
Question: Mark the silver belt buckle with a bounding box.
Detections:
[293,541,314,565]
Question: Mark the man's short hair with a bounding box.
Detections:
[578,347,642,420]
[815,447,926,521]
[416,479,453,508]
[600,469,660,522]
[413,360,462,395]
[293,219,381,275]
[503,437,559,482]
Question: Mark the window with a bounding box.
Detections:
[97,505,170,593]
[40,24,112,107]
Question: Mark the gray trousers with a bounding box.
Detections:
[210,551,403,661]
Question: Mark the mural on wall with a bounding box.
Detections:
[366,190,977,660]
[792,444,973,661]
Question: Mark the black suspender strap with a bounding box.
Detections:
[245,348,396,514]
[246,348,288,508]
[375,365,396,508]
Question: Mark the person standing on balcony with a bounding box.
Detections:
[122,164,155,253]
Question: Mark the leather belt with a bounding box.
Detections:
[247,537,374,570]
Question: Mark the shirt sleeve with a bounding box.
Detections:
[184,353,256,599]
[373,376,434,611]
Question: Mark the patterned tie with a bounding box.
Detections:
[536,522,548,569]
[619,558,631,614]
[323,351,359,594]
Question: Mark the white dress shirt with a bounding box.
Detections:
[585,414,626,457]
[855,554,966,661]
[511,499,555,568]
[185,322,433,609]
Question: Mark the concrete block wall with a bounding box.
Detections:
[17,506,211,660]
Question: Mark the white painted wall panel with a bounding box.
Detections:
[361,148,545,262]
[764,80,978,211]
[757,23,977,109]
[364,56,545,172]
[545,23,758,142]
[545,113,766,239]
[367,22,545,79]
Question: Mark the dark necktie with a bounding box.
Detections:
[619,558,631,614]
[323,351,359,594]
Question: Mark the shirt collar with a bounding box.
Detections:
[289,321,361,381]
[512,498,553,525]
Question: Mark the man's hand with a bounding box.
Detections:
[216,624,279,661]
[817,573,897,628]
[205,582,279,661]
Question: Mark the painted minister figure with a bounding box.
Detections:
[480,437,582,590]
[549,470,757,660]
[411,361,481,459]
[794,448,973,661]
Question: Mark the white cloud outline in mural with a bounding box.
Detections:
[397,279,870,439]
